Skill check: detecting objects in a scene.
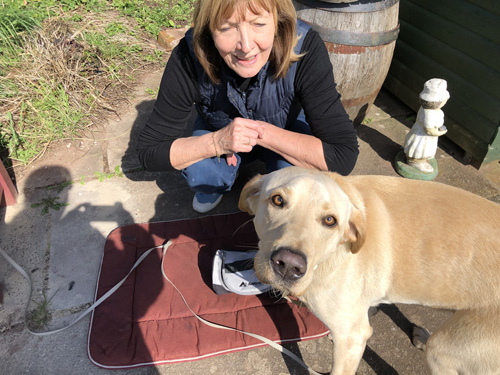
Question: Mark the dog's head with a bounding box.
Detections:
[239,167,365,297]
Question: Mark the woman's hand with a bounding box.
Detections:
[213,118,264,166]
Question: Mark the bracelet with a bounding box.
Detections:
[212,132,220,161]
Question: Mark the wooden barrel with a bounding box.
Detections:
[293,0,400,125]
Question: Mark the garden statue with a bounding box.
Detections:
[396,78,450,180]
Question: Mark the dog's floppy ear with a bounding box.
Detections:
[343,206,366,254]
[238,174,264,215]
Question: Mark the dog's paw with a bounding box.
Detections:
[412,326,431,350]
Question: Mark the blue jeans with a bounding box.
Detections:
[182,113,311,195]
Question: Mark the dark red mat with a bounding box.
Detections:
[88,212,328,369]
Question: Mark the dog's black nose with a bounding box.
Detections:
[271,248,307,282]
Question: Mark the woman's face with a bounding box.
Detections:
[212,6,275,78]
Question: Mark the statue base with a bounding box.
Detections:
[395,150,438,181]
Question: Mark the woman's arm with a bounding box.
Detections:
[291,30,359,175]
[136,38,201,172]
[256,123,328,170]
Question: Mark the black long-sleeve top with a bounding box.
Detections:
[137,29,359,175]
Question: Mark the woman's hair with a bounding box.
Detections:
[192,0,302,84]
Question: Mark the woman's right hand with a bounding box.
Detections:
[213,118,264,165]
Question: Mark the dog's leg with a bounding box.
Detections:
[424,309,500,375]
[327,314,373,375]
[412,326,431,350]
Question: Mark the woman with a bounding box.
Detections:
[137,0,359,213]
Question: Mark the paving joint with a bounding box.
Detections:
[101,140,110,174]
[51,303,92,319]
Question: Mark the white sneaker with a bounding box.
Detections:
[192,192,223,213]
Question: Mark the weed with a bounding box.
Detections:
[27,291,57,330]
[362,117,373,125]
[145,87,159,96]
[112,0,194,37]
[144,49,164,62]
[105,21,127,37]
[129,44,143,53]
[4,112,25,162]
[0,7,39,55]
[94,165,124,182]
[70,14,83,22]
[48,180,74,194]
[406,115,416,123]
[84,31,128,60]
[31,196,70,215]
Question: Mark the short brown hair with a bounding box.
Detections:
[192,0,302,84]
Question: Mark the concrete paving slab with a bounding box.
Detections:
[46,173,169,311]
[0,322,157,375]
[0,187,52,331]
[366,89,415,124]
[15,138,105,194]
[107,98,157,174]
[354,118,408,177]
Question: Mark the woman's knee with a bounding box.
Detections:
[182,157,240,193]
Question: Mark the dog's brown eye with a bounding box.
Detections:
[271,194,284,207]
[323,216,337,227]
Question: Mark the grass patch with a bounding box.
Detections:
[0,0,194,167]
[27,290,58,331]
[0,7,39,68]
[112,0,194,35]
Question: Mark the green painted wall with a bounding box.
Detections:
[384,0,500,166]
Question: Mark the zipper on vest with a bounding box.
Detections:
[242,92,249,118]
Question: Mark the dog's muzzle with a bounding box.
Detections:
[270,248,307,283]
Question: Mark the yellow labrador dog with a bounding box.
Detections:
[238,166,500,375]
